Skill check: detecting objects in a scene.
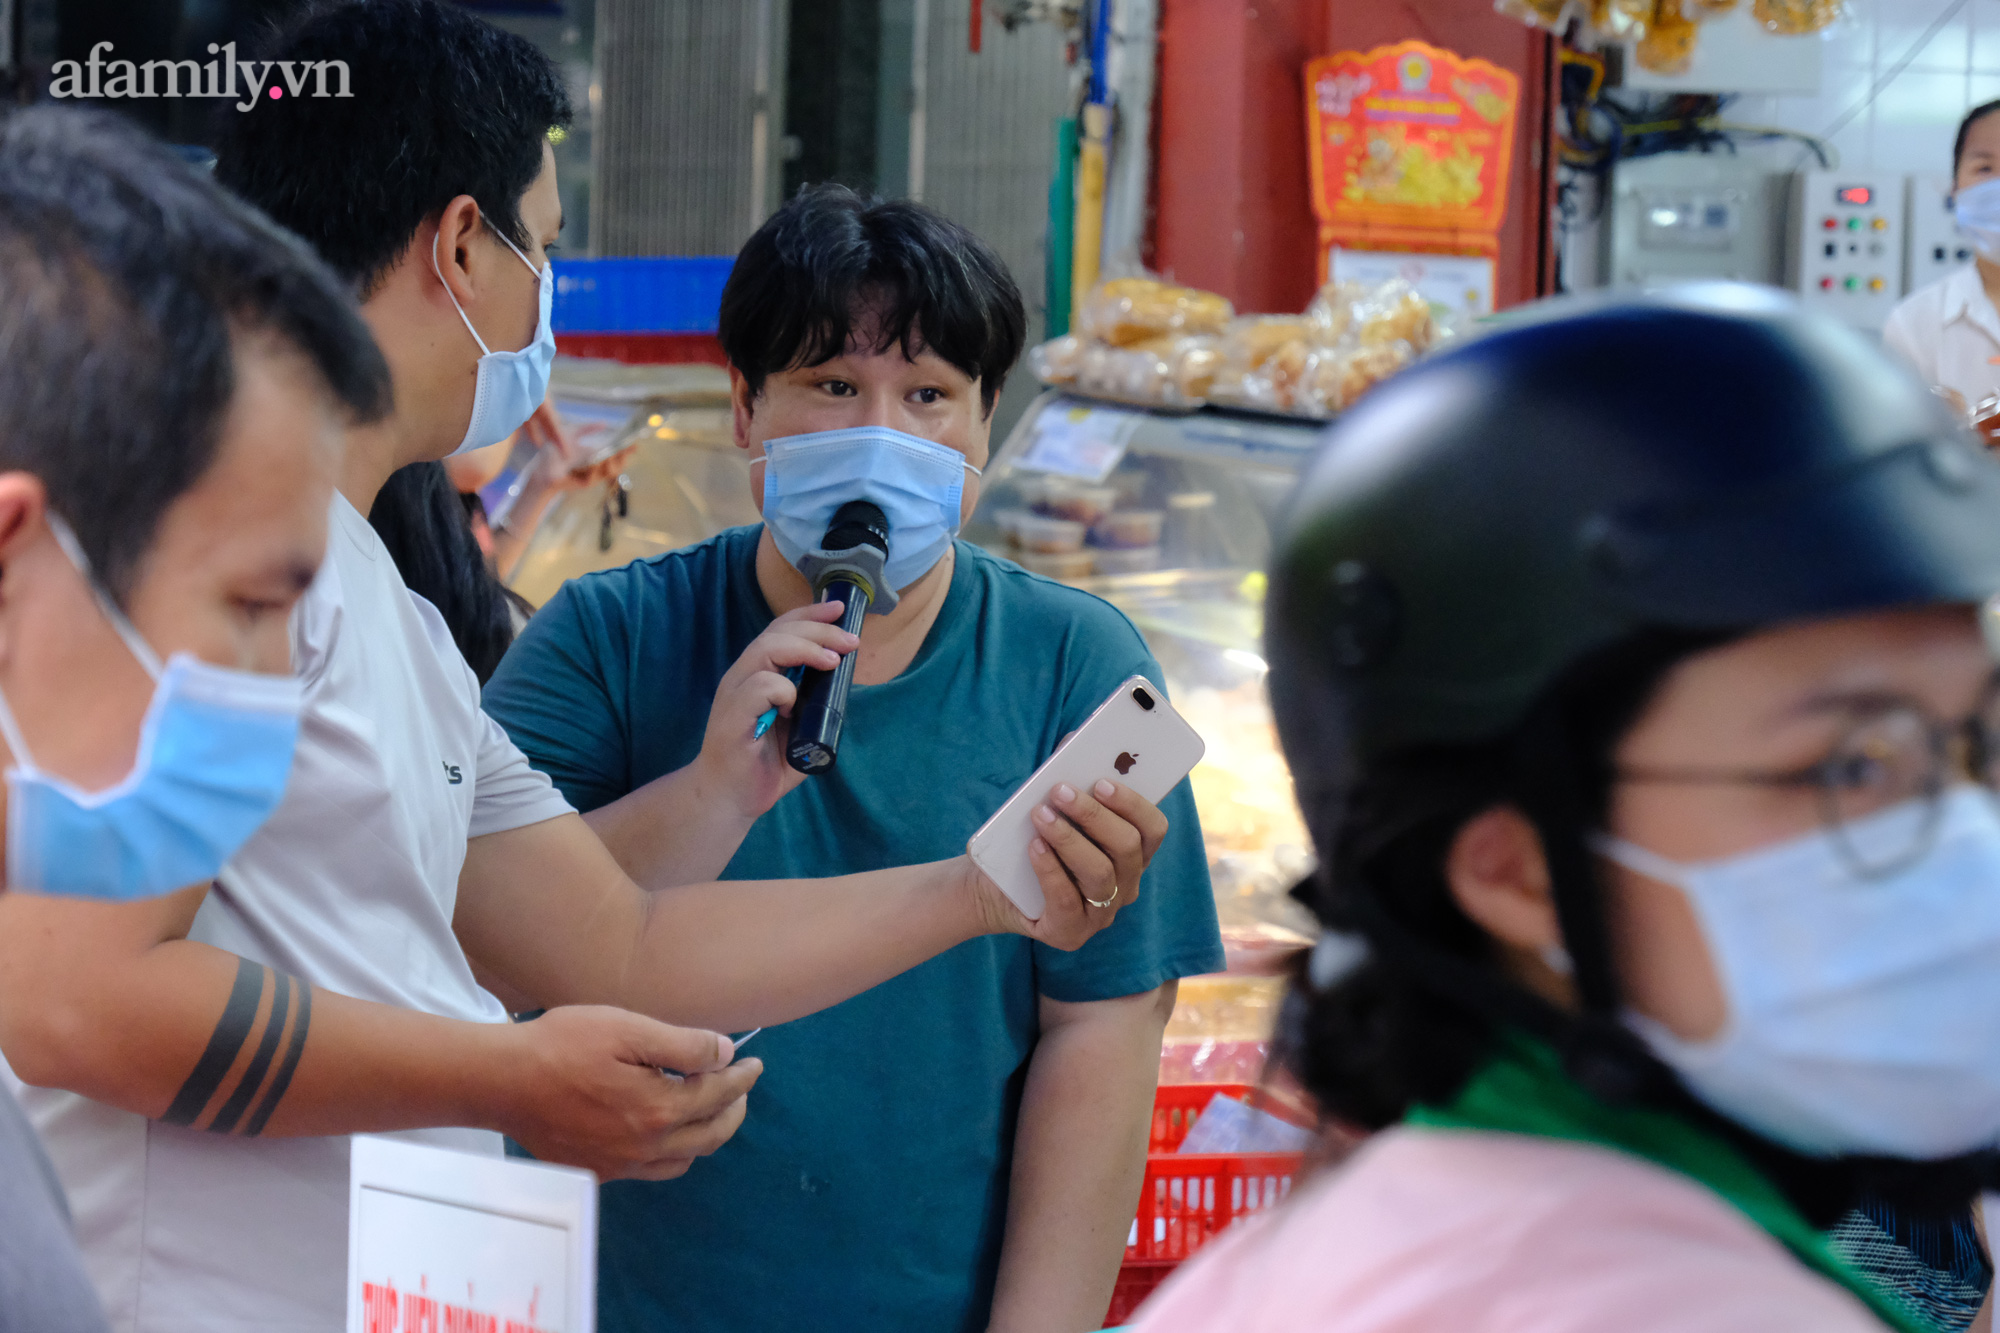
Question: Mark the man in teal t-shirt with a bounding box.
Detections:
[483,186,1223,1332]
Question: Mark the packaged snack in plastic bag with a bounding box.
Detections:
[1125,334,1227,403]
[1751,0,1841,33]
[1266,337,1320,409]
[1177,1092,1316,1156]
[1027,333,1086,386]
[1078,277,1234,347]
[1206,365,1287,414]
[1585,0,1652,41]
[1210,336,1330,418]
[1352,280,1435,352]
[1495,0,1576,29]
[1169,335,1227,401]
[1637,0,1700,74]
[1305,279,1367,344]
[1306,340,1416,414]
[1688,0,1738,11]
[1221,316,1319,367]
[1076,340,1175,405]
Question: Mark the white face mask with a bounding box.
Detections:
[431,218,555,456]
[1954,178,2000,261]
[1596,787,2000,1159]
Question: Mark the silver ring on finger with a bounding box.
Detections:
[1084,882,1119,909]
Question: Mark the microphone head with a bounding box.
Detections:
[824,500,890,556]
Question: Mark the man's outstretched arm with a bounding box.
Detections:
[0,884,757,1181]
[453,777,1167,1034]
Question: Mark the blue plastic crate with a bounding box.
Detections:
[551,256,735,335]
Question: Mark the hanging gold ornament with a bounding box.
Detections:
[1586,0,1655,42]
[1751,0,1843,35]
[1637,0,1702,73]
[1494,0,1574,28]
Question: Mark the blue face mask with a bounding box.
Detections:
[432,218,556,456]
[755,426,981,592]
[0,515,303,901]
[1954,178,2000,260]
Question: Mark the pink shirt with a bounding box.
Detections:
[1128,1128,1888,1332]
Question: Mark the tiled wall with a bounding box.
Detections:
[1725,0,2000,182]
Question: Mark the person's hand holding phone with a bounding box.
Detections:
[519,398,638,490]
[963,778,1169,950]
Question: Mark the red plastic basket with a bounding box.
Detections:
[1104,1085,1310,1327]
[1105,1264,1172,1326]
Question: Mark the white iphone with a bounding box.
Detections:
[967,675,1207,920]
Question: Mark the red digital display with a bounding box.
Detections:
[1835,185,1874,206]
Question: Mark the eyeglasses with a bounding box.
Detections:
[1614,679,2000,879]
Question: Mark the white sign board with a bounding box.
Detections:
[1329,249,1496,324]
[348,1135,596,1333]
[1018,399,1143,481]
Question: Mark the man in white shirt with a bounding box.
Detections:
[0,5,1166,1330]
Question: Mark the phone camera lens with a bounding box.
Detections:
[1132,687,1156,711]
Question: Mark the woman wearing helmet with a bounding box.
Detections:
[1129,285,2000,1332]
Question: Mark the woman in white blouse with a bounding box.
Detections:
[1884,102,2000,414]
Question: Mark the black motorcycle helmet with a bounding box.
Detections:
[1266,284,2000,1210]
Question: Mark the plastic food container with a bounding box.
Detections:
[1091,509,1166,550]
[991,508,1031,542]
[1014,514,1088,553]
[1012,475,1057,510]
[1092,545,1161,575]
[1017,549,1096,580]
[1036,483,1120,526]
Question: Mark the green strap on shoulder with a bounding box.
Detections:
[1406,1037,1936,1333]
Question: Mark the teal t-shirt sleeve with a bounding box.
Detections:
[481,580,631,814]
[1028,608,1225,1005]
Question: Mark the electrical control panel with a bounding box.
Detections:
[1604,155,1787,292]
[1906,176,1975,297]
[1786,171,1906,332]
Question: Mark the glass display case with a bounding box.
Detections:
[504,357,752,608]
[968,390,1327,968]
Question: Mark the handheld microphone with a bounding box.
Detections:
[786,500,894,775]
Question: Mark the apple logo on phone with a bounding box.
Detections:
[1114,752,1139,775]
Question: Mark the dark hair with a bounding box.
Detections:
[0,104,389,605]
[718,184,1027,416]
[211,0,572,294]
[1954,100,2000,178]
[1282,631,1718,1130]
[366,462,527,684]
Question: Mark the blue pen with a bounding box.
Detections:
[752,667,804,740]
[663,1028,761,1080]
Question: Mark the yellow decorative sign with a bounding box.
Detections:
[1305,40,1521,259]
